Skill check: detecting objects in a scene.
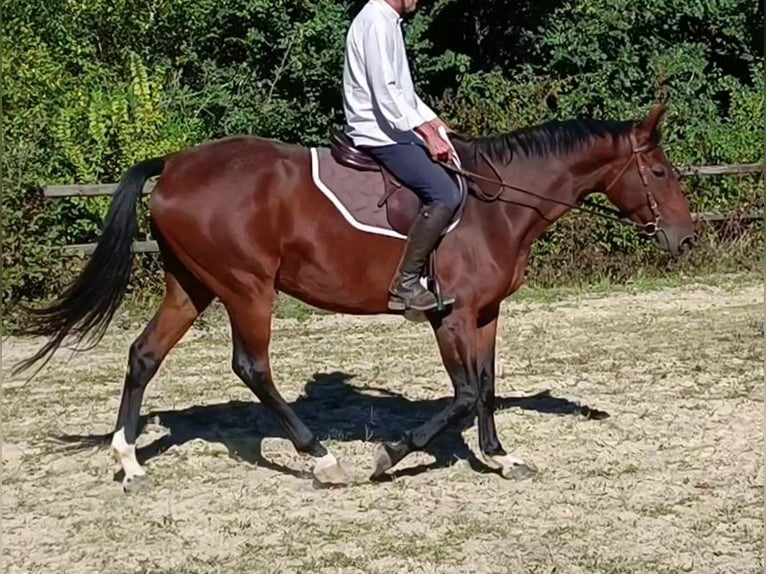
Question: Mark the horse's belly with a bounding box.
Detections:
[275,223,403,315]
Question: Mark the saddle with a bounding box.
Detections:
[327,128,466,312]
[328,128,425,235]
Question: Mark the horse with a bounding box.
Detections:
[12,102,697,492]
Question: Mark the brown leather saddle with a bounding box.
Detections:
[328,128,464,236]
[327,128,466,312]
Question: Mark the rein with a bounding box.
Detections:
[438,132,661,236]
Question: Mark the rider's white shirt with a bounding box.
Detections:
[342,0,437,147]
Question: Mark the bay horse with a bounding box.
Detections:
[12,103,696,492]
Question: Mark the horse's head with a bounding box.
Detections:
[603,103,697,257]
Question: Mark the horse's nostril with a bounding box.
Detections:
[680,234,698,250]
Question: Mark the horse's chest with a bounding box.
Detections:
[506,248,531,296]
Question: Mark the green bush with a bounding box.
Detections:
[435,0,763,282]
[2,0,762,330]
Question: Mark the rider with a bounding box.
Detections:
[342,0,460,312]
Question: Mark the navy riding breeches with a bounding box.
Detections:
[361,134,461,210]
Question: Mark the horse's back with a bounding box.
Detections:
[150,134,307,208]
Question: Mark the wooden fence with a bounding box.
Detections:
[43,162,764,256]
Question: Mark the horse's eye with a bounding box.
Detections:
[651,165,667,178]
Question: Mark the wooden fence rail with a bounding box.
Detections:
[675,163,763,177]
[43,162,763,256]
[43,163,763,199]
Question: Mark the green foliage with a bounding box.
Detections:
[2,0,763,327]
[2,1,207,323]
[439,68,561,134]
[436,0,763,281]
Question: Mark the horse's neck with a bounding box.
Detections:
[482,147,615,252]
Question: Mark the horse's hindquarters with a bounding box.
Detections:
[149,136,407,315]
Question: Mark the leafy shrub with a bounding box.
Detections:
[3,0,762,331]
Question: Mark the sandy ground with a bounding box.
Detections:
[2,280,763,574]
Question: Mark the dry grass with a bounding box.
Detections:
[2,278,763,574]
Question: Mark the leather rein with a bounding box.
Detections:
[437,132,662,236]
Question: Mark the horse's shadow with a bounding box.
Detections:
[54,372,609,481]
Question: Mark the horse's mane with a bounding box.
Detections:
[450,118,638,165]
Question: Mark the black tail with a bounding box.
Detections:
[11,157,166,378]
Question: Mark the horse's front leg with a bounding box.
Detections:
[370,309,481,479]
[475,310,537,480]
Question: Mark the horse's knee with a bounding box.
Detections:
[232,351,262,384]
[127,339,159,387]
[455,382,480,415]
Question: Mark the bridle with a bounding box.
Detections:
[437,131,663,237]
[601,132,662,236]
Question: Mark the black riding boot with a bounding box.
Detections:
[388,202,456,312]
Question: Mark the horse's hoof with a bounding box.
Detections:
[500,463,537,481]
[371,444,394,479]
[481,452,537,481]
[122,474,148,494]
[312,454,351,488]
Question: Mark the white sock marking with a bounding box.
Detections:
[111,428,145,479]
[314,453,339,473]
[482,452,527,471]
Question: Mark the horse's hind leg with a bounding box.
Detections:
[111,265,213,492]
[226,292,351,487]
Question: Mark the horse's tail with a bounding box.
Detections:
[11,157,166,378]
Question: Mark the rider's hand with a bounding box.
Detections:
[415,122,451,162]
[431,117,454,134]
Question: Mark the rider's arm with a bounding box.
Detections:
[414,94,437,123]
[362,20,428,132]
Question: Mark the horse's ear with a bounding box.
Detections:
[636,101,668,144]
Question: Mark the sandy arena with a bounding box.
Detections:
[2,279,763,573]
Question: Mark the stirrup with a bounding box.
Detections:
[387,280,454,312]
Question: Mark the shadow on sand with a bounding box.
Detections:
[52,371,609,482]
